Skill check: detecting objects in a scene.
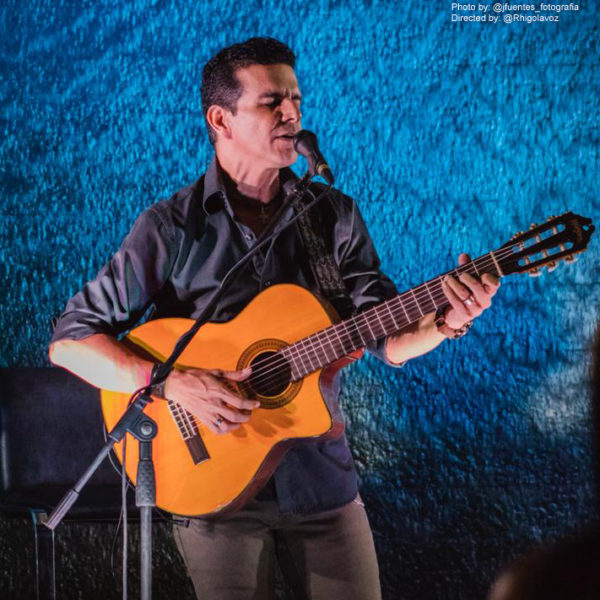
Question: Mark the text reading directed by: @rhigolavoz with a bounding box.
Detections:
[450,3,580,23]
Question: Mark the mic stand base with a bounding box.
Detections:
[45,393,158,600]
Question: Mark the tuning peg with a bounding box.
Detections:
[530,223,538,229]
[547,215,557,221]
[511,231,524,240]
[564,254,577,263]
[529,267,542,277]
[546,261,559,272]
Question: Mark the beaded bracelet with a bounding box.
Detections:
[149,363,168,399]
[434,306,473,339]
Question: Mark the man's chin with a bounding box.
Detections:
[279,148,299,168]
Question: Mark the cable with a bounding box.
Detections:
[121,432,128,600]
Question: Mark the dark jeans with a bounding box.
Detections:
[173,494,382,600]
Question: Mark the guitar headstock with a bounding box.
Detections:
[497,212,594,277]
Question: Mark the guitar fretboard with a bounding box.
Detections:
[281,250,504,380]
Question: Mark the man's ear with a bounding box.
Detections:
[206,105,232,141]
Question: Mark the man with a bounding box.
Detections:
[49,37,499,599]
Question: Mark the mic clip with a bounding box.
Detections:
[282,172,312,200]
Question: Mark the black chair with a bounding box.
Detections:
[0,367,137,599]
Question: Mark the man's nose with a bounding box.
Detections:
[280,97,301,123]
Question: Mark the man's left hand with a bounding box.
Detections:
[441,253,500,330]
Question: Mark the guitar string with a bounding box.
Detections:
[170,401,196,438]
[248,283,462,390]
[176,241,556,434]
[177,272,489,438]
[244,247,515,373]
[221,247,521,392]
[181,230,573,437]
[238,234,569,392]
[172,275,453,437]
[175,246,518,416]
[180,238,567,437]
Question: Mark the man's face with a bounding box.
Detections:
[223,63,302,170]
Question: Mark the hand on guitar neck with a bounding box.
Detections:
[441,252,501,330]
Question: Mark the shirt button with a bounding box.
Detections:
[245,233,253,241]
[264,280,271,287]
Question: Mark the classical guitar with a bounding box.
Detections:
[101,212,594,516]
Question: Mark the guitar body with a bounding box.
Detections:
[100,284,358,517]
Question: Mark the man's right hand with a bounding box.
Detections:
[49,335,259,435]
[163,367,259,434]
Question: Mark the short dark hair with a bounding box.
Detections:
[201,37,296,145]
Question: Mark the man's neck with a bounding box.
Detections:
[215,150,280,204]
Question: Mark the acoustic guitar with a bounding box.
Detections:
[101,212,594,516]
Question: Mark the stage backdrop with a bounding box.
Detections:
[1,1,598,599]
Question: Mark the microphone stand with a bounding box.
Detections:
[44,169,324,600]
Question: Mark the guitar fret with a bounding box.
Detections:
[311,337,324,367]
[373,307,387,338]
[323,329,336,361]
[333,323,349,355]
[282,347,300,380]
[297,338,312,374]
[431,278,443,308]
[425,282,436,308]
[324,327,339,359]
[314,331,330,364]
[291,343,308,378]
[353,316,367,345]
[303,339,317,375]
[361,313,375,340]
[397,296,410,324]
[410,289,424,317]
[339,320,356,351]
[301,342,313,376]
[385,302,400,332]
[489,251,504,276]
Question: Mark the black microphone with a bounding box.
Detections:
[293,130,335,186]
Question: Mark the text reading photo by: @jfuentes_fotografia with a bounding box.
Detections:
[450,3,580,23]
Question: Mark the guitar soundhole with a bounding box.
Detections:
[247,351,291,397]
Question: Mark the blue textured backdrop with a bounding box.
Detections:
[1,1,599,598]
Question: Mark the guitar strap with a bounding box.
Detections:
[291,190,356,319]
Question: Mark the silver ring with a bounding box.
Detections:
[463,295,475,307]
[214,416,224,428]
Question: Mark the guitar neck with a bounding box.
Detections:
[284,249,505,380]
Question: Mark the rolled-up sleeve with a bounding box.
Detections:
[334,195,404,368]
[50,205,176,343]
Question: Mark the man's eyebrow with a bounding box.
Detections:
[257,90,302,99]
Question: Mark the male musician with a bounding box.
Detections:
[49,37,499,600]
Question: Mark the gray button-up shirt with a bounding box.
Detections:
[51,157,401,514]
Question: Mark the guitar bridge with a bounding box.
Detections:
[184,434,209,464]
[168,400,210,464]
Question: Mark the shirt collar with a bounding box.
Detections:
[201,155,299,215]
[201,156,227,214]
